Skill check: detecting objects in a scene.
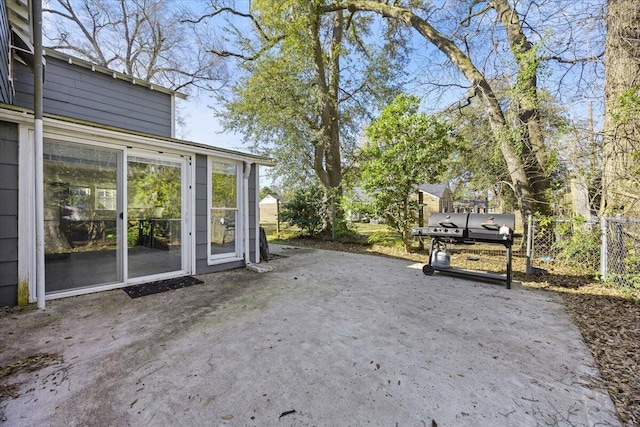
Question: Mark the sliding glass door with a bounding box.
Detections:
[44,141,122,292]
[127,154,184,279]
[44,141,189,294]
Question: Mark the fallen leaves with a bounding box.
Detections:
[563,293,640,426]
[0,353,63,378]
[0,353,64,403]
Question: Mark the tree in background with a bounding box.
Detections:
[43,0,227,92]
[359,94,457,252]
[324,1,604,217]
[192,0,409,236]
[259,186,278,201]
[445,84,573,215]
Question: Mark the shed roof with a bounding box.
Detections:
[259,195,280,204]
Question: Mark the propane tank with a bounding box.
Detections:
[431,244,451,269]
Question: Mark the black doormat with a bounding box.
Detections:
[123,276,204,299]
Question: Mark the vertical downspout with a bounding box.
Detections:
[243,162,252,266]
[33,0,45,309]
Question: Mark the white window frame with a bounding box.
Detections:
[208,157,243,264]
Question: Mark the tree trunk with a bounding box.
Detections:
[310,7,345,237]
[310,8,343,192]
[601,0,640,215]
[491,0,551,213]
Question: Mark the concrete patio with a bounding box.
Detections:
[0,245,620,426]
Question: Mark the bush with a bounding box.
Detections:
[552,216,600,268]
[280,184,325,236]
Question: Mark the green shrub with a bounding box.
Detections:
[280,184,325,236]
[552,216,600,268]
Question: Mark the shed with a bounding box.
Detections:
[259,194,280,223]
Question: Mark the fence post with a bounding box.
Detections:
[276,199,280,238]
[526,214,533,274]
[600,216,607,281]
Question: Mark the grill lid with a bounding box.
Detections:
[425,213,469,238]
[466,214,515,241]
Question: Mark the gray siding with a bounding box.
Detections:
[194,154,259,274]
[13,56,173,137]
[0,1,12,104]
[0,121,19,305]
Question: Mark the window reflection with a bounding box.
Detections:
[43,141,119,292]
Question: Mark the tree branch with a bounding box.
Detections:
[541,53,605,64]
[461,2,491,27]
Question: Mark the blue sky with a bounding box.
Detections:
[176,95,276,188]
[177,96,244,151]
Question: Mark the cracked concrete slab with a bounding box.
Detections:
[0,245,620,426]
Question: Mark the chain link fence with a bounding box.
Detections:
[525,215,640,291]
[525,216,601,275]
[601,216,640,290]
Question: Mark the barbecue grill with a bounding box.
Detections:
[412,213,516,288]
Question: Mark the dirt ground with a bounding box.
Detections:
[0,245,623,426]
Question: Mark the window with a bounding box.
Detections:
[209,159,241,260]
[97,188,117,210]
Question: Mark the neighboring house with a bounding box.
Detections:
[415,183,453,224]
[0,2,273,306]
[453,199,488,213]
[259,194,280,223]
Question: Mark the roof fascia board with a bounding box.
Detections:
[6,0,31,39]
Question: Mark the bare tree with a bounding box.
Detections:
[43,0,227,92]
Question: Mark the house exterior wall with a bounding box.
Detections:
[0,1,11,104]
[413,188,454,225]
[0,121,19,306]
[0,44,268,304]
[195,154,245,274]
[440,188,453,212]
[12,57,173,137]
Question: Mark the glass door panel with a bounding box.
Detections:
[127,155,183,279]
[44,141,121,292]
[210,160,239,258]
